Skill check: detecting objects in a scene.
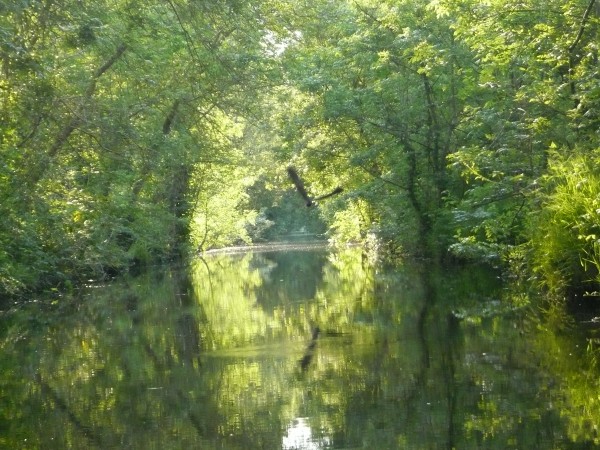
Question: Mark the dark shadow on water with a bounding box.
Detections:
[0,247,599,449]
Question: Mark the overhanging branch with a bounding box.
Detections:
[569,0,596,53]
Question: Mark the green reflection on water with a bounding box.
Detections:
[0,246,599,449]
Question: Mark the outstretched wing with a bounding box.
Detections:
[313,186,343,202]
[287,166,313,206]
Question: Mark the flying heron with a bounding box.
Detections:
[287,166,343,207]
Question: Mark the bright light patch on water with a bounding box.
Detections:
[282,417,331,450]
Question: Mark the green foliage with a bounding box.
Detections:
[330,201,366,244]
[270,0,467,256]
[2,0,600,297]
[529,150,600,296]
[190,164,258,251]
[0,0,278,296]
[424,0,600,281]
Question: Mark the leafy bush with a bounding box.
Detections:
[528,150,600,298]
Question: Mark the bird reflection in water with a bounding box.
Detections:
[299,327,320,371]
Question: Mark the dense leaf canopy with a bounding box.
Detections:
[1,0,599,299]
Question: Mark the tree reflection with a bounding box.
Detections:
[283,417,331,449]
[0,248,599,448]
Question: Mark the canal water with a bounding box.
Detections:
[1,245,599,449]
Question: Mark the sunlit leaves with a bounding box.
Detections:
[0,0,282,295]
[529,150,600,295]
[273,0,465,253]
[190,165,258,251]
[434,0,600,269]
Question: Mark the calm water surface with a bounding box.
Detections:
[1,245,599,449]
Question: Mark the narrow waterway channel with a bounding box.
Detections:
[1,245,599,449]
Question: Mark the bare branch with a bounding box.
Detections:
[569,0,596,53]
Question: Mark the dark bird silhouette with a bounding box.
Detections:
[287,166,343,207]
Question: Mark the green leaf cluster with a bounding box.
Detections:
[530,150,600,296]
[264,0,600,296]
[2,0,600,300]
[0,0,279,296]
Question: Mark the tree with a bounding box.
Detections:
[0,0,281,295]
